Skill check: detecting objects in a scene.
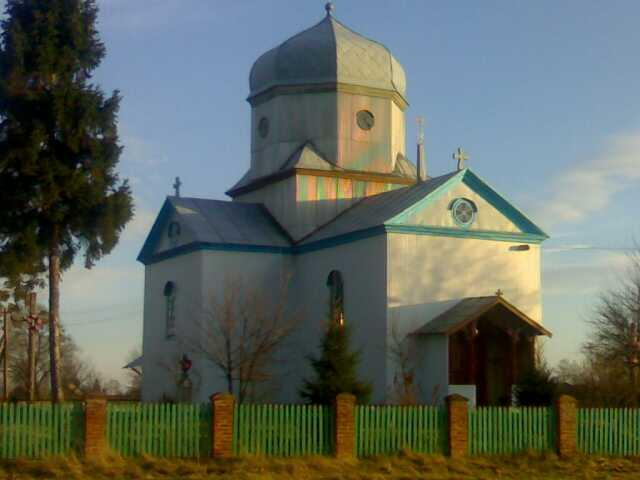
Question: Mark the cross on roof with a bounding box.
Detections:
[173,177,182,198]
[453,147,468,171]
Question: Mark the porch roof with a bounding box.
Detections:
[412,295,552,337]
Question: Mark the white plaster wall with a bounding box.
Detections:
[197,250,292,401]
[141,252,203,402]
[141,250,290,402]
[279,235,389,403]
[413,335,448,405]
[386,233,542,403]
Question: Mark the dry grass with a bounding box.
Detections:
[1,451,640,479]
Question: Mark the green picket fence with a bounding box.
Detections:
[578,408,640,455]
[0,403,84,458]
[355,405,447,456]
[233,404,333,456]
[468,407,556,455]
[107,403,211,457]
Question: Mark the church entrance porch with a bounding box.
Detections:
[413,295,551,406]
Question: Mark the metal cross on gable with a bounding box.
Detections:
[453,147,469,171]
[173,177,182,198]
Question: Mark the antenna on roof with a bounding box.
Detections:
[416,116,426,182]
[173,177,182,198]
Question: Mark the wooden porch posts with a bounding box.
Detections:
[464,321,479,385]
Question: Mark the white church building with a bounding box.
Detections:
[137,5,551,406]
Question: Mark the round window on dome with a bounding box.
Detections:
[356,110,375,131]
[451,198,477,228]
[258,117,269,138]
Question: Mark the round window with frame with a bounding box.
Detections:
[451,198,477,228]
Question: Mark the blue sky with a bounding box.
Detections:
[6,0,639,383]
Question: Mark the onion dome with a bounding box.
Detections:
[249,4,406,101]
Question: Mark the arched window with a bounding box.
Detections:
[326,270,344,326]
[168,221,181,248]
[164,281,176,338]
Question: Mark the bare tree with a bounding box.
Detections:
[583,247,640,389]
[186,276,299,403]
[387,323,419,405]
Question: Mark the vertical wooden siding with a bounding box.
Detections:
[578,408,640,455]
[107,403,210,457]
[355,406,447,456]
[468,407,556,455]
[233,404,333,456]
[0,403,83,458]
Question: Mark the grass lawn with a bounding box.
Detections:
[1,451,639,479]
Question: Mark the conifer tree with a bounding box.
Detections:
[0,0,133,402]
[300,319,372,404]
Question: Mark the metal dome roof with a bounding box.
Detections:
[249,11,407,101]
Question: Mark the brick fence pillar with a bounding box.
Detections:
[334,393,356,458]
[556,394,577,457]
[445,394,468,458]
[211,393,235,458]
[84,395,107,458]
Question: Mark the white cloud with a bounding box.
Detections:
[533,130,640,227]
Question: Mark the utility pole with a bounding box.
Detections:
[24,292,43,402]
[2,308,8,402]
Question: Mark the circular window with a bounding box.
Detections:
[356,110,375,131]
[451,198,476,228]
[258,117,269,138]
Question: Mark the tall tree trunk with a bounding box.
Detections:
[48,238,64,403]
[28,328,36,401]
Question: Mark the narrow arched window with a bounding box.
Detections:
[327,270,344,326]
[164,281,176,338]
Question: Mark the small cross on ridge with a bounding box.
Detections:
[173,177,182,198]
[495,289,504,297]
[453,147,468,171]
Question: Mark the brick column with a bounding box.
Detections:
[334,393,356,458]
[84,395,107,458]
[556,395,577,457]
[211,393,235,458]
[445,394,468,458]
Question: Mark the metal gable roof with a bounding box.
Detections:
[168,197,291,247]
[413,296,552,337]
[297,168,549,246]
[137,197,292,264]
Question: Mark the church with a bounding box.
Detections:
[137,4,551,406]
